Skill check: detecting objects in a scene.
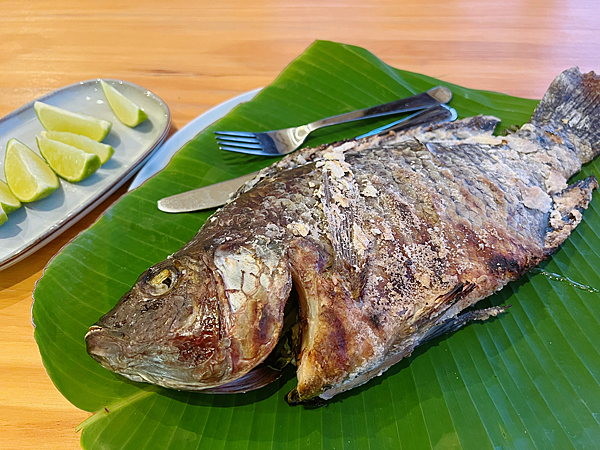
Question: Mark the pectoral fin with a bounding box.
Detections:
[421,305,510,343]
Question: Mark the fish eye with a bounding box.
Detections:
[140,264,180,296]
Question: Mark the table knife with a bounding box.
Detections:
[157,171,259,213]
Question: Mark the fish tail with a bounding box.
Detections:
[530,67,600,163]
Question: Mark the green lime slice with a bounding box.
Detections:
[36,136,102,183]
[42,131,114,164]
[0,207,7,226]
[0,179,22,214]
[34,101,112,141]
[4,139,59,203]
[100,80,148,127]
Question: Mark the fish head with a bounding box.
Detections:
[85,255,234,389]
[85,241,293,391]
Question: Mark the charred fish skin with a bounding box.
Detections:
[287,68,600,403]
[86,68,600,404]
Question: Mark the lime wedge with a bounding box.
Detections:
[100,80,148,127]
[0,207,7,226]
[42,131,114,164]
[4,139,59,202]
[37,136,102,183]
[0,179,22,214]
[34,101,112,141]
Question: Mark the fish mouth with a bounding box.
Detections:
[84,324,227,388]
[85,325,128,372]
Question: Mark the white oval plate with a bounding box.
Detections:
[0,79,170,271]
[128,88,261,190]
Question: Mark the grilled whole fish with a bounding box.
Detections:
[86,68,600,404]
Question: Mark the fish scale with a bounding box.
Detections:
[86,67,600,405]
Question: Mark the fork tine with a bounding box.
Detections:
[216,140,264,150]
[218,145,272,156]
[214,131,257,138]
[214,135,260,144]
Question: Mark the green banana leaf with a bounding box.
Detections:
[33,40,600,449]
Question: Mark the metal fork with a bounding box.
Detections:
[214,86,452,156]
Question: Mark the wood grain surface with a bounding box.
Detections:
[1,0,599,448]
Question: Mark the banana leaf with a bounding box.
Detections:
[32,40,600,449]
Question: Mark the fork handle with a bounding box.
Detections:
[306,86,451,132]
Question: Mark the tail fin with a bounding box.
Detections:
[530,67,600,164]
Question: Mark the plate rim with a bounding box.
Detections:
[128,87,262,191]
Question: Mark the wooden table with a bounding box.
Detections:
[1,1,598,448]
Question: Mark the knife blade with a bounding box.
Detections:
[157,171,259,213]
